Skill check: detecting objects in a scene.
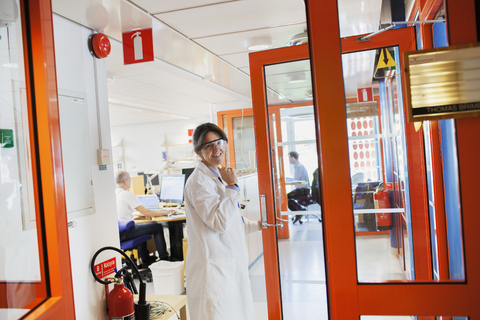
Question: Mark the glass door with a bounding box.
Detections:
[264,59,325,319]
[0,0,75,319]
[250,6,478,317]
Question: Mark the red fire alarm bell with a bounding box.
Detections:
[88,33,111,59]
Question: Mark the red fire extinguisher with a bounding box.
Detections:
[374,184,392,231]
[106,280,135,320]
[91,247,151,320]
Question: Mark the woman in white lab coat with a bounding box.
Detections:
[184,123,260,320]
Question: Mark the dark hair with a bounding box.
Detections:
[288,151,299,160]
[192,122,228,153]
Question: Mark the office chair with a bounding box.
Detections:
[118,221,153,282]
[118,220,152,254]
[288,193,322,223]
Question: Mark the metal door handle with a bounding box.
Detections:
[276,215,289,222]
[262,222,284,229]
[260,194,284,229]
[279,156,283,178]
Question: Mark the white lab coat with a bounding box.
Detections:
[184,161,258,320]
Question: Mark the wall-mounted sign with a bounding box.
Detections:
[0,129,14,148]
[94,257,116,279]
[357,87,373,103]
[404,42,480,122]
[122,28,154,65]
[377,48,397,69]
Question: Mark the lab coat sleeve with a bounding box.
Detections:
[188,177,241,233]
[243,217,260,234]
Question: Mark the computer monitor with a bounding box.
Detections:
[137,195,160,209]
[181,167,195,184]
[159,175,185,205]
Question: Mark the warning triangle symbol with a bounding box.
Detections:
[377,48,397,69]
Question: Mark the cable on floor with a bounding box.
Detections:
[149,300,180,319]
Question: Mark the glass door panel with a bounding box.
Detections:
[342,47,414,282]
[264,59,327,319]
[0,8,47,318]
[232,116,255,169]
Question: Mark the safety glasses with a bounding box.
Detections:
[201,138,226,151]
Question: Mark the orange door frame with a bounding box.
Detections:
[250,44,311,319]
[0,0,76,318]
[306,0,480,318]
[416,0,450,281]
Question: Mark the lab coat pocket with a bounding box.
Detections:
[205,258,236,300]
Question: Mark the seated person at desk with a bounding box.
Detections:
[115,171,177,263]
[287,151,310,224]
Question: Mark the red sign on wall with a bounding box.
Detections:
[94,257,116,279]
[122,28,154,65]
[357,87,374,103]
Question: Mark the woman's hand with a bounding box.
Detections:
[219,166,238,185]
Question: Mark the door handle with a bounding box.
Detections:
[279,156,283,178]
[260,194,284,229]
[262,222,284,229]
[275,215,289,222]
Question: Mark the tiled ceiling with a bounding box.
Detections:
[52,0,384,126]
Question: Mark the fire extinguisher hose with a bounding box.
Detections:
[90,246,147,306]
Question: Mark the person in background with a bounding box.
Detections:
[184,122,261,320]
[287,151,310,224]
[311,168,322,206]
[115,170,177,265]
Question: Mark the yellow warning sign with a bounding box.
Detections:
[377,48,397,69]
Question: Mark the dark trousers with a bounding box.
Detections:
[120,222,168,260]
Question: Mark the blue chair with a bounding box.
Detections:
[118,220,151,263]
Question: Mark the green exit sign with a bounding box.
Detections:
[0,129,14,148]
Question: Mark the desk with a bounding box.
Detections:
[135,294,187,320]
[134,214,186,223]
[134,215,186,260]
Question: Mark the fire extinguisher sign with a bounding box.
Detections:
[94,257,116,279]
[357,86,373,103]
[122,28,154,65]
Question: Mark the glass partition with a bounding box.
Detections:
[341,47,415,282]
[0,7,47,318]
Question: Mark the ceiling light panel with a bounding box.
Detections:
[153,0,307,39]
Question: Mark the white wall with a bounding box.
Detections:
[53,14,120,320]
[110,118,209,173]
